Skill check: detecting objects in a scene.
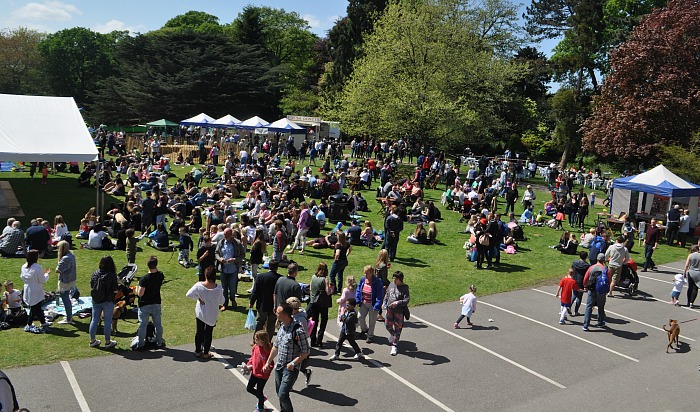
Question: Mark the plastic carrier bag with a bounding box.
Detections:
[244,308,256,331]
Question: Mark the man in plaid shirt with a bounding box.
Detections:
[263,303,310,412]
[0,221,25,257]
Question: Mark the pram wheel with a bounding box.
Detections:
[628,283,637,296]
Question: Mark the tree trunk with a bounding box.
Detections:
[559,140,570,170]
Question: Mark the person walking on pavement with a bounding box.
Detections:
[383,271,410,356]
[250,259,282,340]
[683,245,700,308]
[642,218,660,272]
[307,262,332,348]
[383,205,403,262]
[135,256,165,350]
[582,253,610,331]
[571,251,590,316]
[262,304,310,412]
[216,228,244,310]
[274,263,302,309]
[356,265,384,344]
[605,235,630,297]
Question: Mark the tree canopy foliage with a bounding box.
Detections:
[0,28,46,95]
[337,0,526,150]
[581,0,700,160]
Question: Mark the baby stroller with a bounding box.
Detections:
[115,264,138,308]
[616,260,639,296]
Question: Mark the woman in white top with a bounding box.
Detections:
[185,266,225,358]
[21,250,50,331]
[52,215,69,245]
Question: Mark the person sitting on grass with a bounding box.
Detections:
[407,222,428,244]
[87,224,113,250]
[147,224,171,251]
[427,221,438,244]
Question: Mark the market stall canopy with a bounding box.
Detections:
[213,114,241,128]
[180,113,216,127]
[266,118,305,133]
[146,119,179,128]
[237,116,269,130]
[0,93,98,162]
[612,165,700,198]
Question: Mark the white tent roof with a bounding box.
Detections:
[266,118,305,133]
[180,113,216,126]
[238,116,269,129]
[0,94,98,162]
[613,164,700,198]
[212,114,240,127]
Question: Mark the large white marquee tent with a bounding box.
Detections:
[0,94,98,162]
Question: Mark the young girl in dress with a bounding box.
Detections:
[244,330,272,412]
[455,285,477,328]
[337,275,357,326]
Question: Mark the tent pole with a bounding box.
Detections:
[95,161,101,222]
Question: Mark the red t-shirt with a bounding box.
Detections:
[558,277,580,305]
[247,344,272,379]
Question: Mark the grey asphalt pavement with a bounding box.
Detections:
[6,260,699,412]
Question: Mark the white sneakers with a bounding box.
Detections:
[328,354,338,361]
[58,318,73,324]
[390,346,398,356]
[104,340,117,349]
[89,340,101,347]
[353,353,364,360]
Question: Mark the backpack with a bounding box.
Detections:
[91,272,110,304]
[595,267,610,294]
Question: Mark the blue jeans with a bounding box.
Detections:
[89,300,114,341]
[220,268,239,307]
[583,291,606,328]
[273,250,283,262]
[643,244,655,270]
[329,260,348,291]
[384,236,399,261]
[138,304,163,347]
[58,289,76,321]
[274,366,299,412]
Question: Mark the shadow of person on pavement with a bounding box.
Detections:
[296,385,359,406]
[398,340,450,366]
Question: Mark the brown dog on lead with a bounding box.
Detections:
[663,319,680,353]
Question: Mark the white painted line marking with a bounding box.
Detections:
[637,274,673,285]
[479,301,639,362]
[324,331,457,411]
[410,314,566,389]
[532,289,695,342]
[60,361,91,412]
[658,264,684,272]
[212,352,279,412]
[644,295,700,314]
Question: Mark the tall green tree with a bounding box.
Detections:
[550,88,588,167]
[338,0,525,149]
[38,27,119,105]
[90,31,277,123]
[163,11,222,33]
[0,27,46,95]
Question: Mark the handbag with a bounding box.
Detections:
[478,233,490,246]
[402,305,411,321]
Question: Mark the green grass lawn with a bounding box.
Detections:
[0,165,691,369]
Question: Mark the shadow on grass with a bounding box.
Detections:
[297,385,358,407]
[399,340,450,366]
[394,257,429,268]
[490,263,531,273]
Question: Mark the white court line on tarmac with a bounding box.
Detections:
[410,314,566,389]
[212,352,279,412]
[658,264,685,272]
[479,301,639,362]
[60,361,91,412]
[324,331,456,411]
[637,274,673,285]
[532,288,695,342]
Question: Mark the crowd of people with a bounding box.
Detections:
[5,133,700,412]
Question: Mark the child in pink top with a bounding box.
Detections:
[244,330,272,412]
[556,268,580,324]
[337,276,357,326]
